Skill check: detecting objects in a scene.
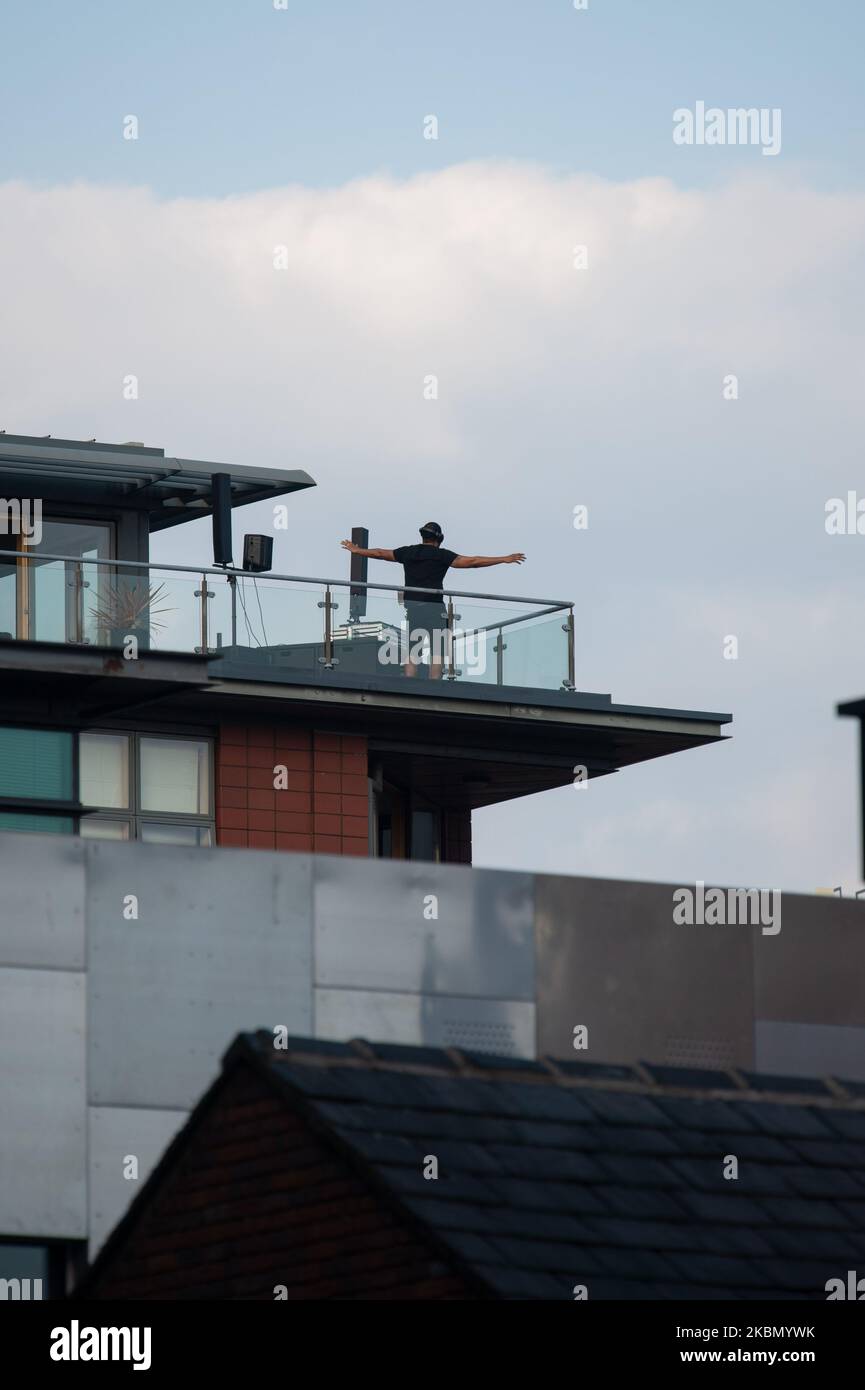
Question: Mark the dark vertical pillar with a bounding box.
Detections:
[349,526,369,623]
[211,473,233,567]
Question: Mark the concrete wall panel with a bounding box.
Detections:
[315,986,535,1056]
[88,1106,188,1256]
[0,832,85,969]
[535,875,756,1068]
[87,842,313,1109]
[315,856,534,1000]
[0,967,86,1237]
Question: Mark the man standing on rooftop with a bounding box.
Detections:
[341,523,525,679]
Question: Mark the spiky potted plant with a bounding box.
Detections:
[91,580,172,651]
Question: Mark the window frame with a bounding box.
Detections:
[78,729,215,845]
[0,1236,87,1299]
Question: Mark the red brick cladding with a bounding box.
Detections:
[83,1062,475,1300]
[216,725,368,857]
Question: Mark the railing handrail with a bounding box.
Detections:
[0,548,574,610]
[453,603,566,639]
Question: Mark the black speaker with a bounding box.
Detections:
[243,533,273,573]
[211,473,233,566]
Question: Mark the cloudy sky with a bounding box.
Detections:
[1,0,864,893]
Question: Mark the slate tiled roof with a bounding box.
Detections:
[78,1032,865,1300]
[232,1033,865,1300]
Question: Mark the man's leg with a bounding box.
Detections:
[403,608,426,677]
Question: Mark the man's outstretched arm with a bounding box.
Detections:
[341,539,396,561]
[451,552,526,568]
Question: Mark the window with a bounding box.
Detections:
[0,1241,49,1299]
[0,1239,85,1300]
[410,808,440,862]
[139,737,209,815]
[79,732,213,845]
[373,780,440,862]
[79,732,128,808]
[0,725,76,833]
[0,518,113,644]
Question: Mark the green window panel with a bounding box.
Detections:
[0,812,74,834]
[0,727,74,801]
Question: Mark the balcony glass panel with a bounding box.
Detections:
[1,548,574,695]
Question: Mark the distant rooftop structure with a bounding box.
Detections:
[0,431,315,530]
[75,1031,865,1301]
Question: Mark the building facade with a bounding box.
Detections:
[0,431,740,1297]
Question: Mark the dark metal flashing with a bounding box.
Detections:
[208,657,731,728]
[0,637,211,684]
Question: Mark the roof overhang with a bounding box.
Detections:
[196,667,731,810]
[0,637,731,811]
[0,434,315,530]
[0,638,212,721]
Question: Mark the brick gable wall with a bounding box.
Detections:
[84,1064,474,1301]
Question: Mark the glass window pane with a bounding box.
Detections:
[140,821,212,847]
[0,1243,49,1284]
[410,809,438,862]
[139,738,210,814]
[0,727,73,800]
[79,817,131,840]
[31,521,113,645]
[0,812,73,834]
[79,733,130,809]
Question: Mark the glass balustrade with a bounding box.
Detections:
[0,551,575,694]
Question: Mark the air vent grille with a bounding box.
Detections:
[442,1019,518,1056]
[664,1036,736,1069]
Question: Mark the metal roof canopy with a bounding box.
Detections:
[0,433,315,531]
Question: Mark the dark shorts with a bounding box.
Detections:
[405,603,449,659]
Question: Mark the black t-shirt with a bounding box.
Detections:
[392,544,459,605]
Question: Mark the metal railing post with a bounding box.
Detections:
[494,626,506,686]
[445,598,456,680]
[195,573,214,654]
[228,574,237,647]
[563,606,575,690]
[318,585,339,668]
[68,559,90,644]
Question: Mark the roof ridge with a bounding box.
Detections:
[250,1033,865,1111]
